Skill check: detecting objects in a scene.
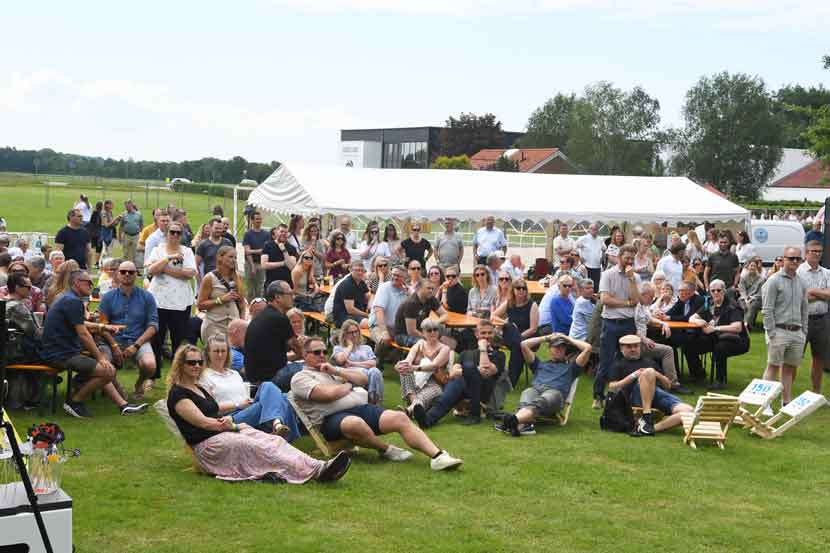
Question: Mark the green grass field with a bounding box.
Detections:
[6,330,830,553]
[0,173,243,237]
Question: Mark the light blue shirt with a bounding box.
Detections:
[569,296,595,340]
[144,229,166,262]
[538,288,557,326]
[369,280,408,332]
[99,286,159,345]
[473,227,507,257]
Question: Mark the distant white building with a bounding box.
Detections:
[762,148,829,202]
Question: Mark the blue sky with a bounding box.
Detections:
[1,0,828,166]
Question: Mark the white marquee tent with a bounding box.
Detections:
[247,163,750,226]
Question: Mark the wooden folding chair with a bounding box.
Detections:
[754,391,828,440]
[680,395,741,449]
[712,379,782,439]
[286,393,356,458]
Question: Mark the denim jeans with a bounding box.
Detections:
[231,382,300,441]
[272,362,304,393]
[423,377,467,428]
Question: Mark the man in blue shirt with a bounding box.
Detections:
[496,332,591,436]
[549,274,575,334]
[98,261,159,400]
[228,318,247,373]
[42,269,146,418]
[569,278,596,341]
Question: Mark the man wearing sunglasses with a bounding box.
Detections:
[762,246,809,404]
[549,275,575,335]
[42,270,146,417]
[98,261,159,401]
[797,240,830,395]
[441,265,468,314]
[290,337,463,471]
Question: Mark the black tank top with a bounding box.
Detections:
[508,301,533,334]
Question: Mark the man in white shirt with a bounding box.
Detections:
[576,222,605,289]
[797,240,830,395]
[655,243,685,292]
[143,211,171,268]
[501,254,525,280]
[473,216,507,265]
[552,224,575,267]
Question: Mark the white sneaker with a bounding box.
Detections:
[762,406,774,417]
[430,450,463,471]
[381,445,413,462]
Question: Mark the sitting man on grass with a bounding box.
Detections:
[607,334,693,437]
[290,337,463,471]
[496,332,591,437]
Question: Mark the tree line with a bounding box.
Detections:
[435,56,830,201]
[0,148,280,185]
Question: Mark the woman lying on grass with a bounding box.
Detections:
[166,343,350,484]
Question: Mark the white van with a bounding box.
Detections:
[694,220,805,265]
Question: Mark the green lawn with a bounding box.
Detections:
[0,173,243,236]
[6,330,830,553]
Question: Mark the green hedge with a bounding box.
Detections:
[170,180,251,200]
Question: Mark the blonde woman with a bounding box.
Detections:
[166,343,350,483]
[685,230,704,264]
[198,334,300,441]
[46,259,80,307]
[395,319,453,420]
[197,245,246,343]
[300,222,326,280]
[331,319,384,404]
[468,264,498,319]
[291,249,323,312]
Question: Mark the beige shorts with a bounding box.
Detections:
[767,329,806,367]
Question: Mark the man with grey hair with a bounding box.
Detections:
[369,265,409,365]
[486,252,502,284]
[473,215,507,265]
[569,278,596,341]
[435,218,464,270]
[26,255,48,290]
[797,240,830,394]
[576,222,605,289]
[552,223,575,267]
[762,246,809,404]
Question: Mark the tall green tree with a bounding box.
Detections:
[439,113,504,157]
[773,84,830,148]
[672,72,783,200]
[799,55,830,165]
[518,82,663,175]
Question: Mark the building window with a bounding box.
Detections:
[384,141,428,169]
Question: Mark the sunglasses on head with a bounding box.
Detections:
[119,269,137,275]
[185,359,204,366]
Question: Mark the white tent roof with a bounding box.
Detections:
[248,162,750,225]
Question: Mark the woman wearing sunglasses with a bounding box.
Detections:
[402,222,432,276]
[440,265,468,314]
[166,343,350,483]
[325,231,351,282]
[358,220,391,272]
[427,265,445,301]
[493,278,540,386]
[291,249,323,312]
[468,264,498,319]
[396,318,454,419]
[495,270,513,308]
[366,256,390,294]
[332,319,384,405]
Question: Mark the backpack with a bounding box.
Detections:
[599,390,635,433]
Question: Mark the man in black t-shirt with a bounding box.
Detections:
[245,280,304,384]
[195,218,233,280]
[332,261,370,328]
[393,280,454,347]
[261,223,298,289]
[55,208,91,269]
[607,335,692,437]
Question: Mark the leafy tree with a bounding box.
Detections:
[672,72,783,200]
[799,55,830,166]
[518,82,663,175]
[773,84,830,148]
[430,155,472,170]
[439,113,504,158]
[493,155,519,172]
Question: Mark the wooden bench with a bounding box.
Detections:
[5,364,63,415]
[303,311,333,340]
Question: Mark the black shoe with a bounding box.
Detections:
[120,403,149,415]
[259,472,286,484]
[412,403,428,428]
[671,384,693,395]
[630,416,654,437]
[318,451,351,483]
[63,400,92,419]
[460,415,481,425]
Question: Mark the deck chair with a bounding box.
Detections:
[711,379,782,438]
[534,378,580,426]
[680,394,741,449]
[153,400,209,474]
[286,393,356,458]
[751,391,828,440]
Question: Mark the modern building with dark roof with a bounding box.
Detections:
[339,126,524,169]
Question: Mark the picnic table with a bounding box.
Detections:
[527,280,547,296]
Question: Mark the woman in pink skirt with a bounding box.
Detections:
[166,343,350,484]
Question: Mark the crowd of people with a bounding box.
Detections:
[1,194,828,483]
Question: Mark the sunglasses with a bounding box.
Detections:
[474,272,486,277]
[302,256,313,260]
[307,349,326,356]
[710,288,724,293]
[168,230,182,235]
[411,228,421,232]
[119,270,137,275]
[808,250,822,255]
[429,272,441,276]
[514,286,527,291]
[185,359,204,366]
[409,266,421,271]
[424,328,439,333]
[377,263,388,268]
[785,256,802,262]
[498,277,511,282]
[446,274,458,279]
